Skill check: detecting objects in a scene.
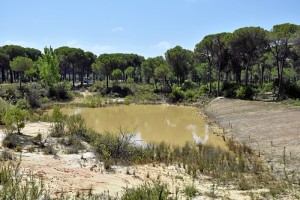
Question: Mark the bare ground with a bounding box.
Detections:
[204,98,300,177]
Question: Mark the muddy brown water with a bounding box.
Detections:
[59,105,224,146]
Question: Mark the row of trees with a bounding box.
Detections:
[1,23,300,99]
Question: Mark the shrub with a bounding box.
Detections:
[0,84,22,102]
[24,82,48,108]
[16,99,30,110]
[0,97,9,124]
[3,107,28,134]
[85,95,104,108]
[1,150,15,161]
[235,86,255,100]
[181,79,197,91]
[49,107,66,137]
[105,85,132,97]
[184,90,200,102]
[59,135,85,154]
[184,184,198,198]
[222,82,240,98]
[14,146,23,152]
[2,133,21,149]
[43,144,57,155]
[48,81,72,101]
[66,114,87,138]
[122,181,169,200]
[0,162,46,199]
[283,81,300,99]
[168,86,184,103]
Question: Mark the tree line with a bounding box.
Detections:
[1,23,300,99]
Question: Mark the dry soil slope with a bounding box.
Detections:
[204,98,300,175]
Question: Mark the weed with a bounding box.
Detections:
[184,184,198,198]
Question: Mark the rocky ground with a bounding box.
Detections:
[204,98,300,179]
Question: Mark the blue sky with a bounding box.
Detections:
[1,0,300,58]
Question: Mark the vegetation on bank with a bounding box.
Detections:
[1,106,300,199]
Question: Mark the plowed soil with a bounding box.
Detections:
[204,98,300,176]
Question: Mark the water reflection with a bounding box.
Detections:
[60,105,221,146]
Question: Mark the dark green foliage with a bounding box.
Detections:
[103,85,132,97]
[222,82,240,98]
[283,81,300,99]
[48,81,72,100]
[181,80,197,91]
[167,86,185,103]
[235,86,256,100]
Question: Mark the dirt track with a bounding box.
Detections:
[204,98,300,176]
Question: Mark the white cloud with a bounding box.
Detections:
[112,26,124,32]
[150,41,171,50]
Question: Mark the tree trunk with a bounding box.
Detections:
[261,64,264,86]
[277,61,284,100]
[106,74,109,93]
[63,65,67,80]
[209,63,212,94]
[10,69,13,83]
[217,62,221,97]
[1,68,5,82]
[245,63,249,87]
[80,67,84,86]
[72,63,75,88]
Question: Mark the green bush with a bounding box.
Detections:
[235,86,255,100]
[85,94,104,107]
[48,81,72,101]
[3,107,28,134]
[181,79,197,91]
[16,99,30,110]
[66,114,87,138]
[0,84,22,102]
[184,89,200,102]
[168,86,184,103]
[283,81,300,99]
[184,184,198,198]
[222,82,240,98]
[122,181,169,200]
[24,82,48,108]
[0,162,46,199]
[50,107,66,137]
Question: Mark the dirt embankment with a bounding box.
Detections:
[204,98,300,176]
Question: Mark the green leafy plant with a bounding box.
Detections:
[3,107,28,134]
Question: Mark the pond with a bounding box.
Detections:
[60,105,224,146]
